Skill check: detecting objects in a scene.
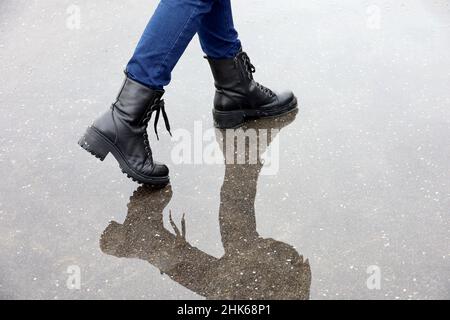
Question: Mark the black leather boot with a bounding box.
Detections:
[78,76,171,186]
[206,51,298,129]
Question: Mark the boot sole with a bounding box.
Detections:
[213,96,298,129]
[78,126,170,186]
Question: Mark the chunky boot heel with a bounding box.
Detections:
[78,127,110,161]
[213,109,246,129]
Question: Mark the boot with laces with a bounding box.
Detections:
[206,51,298,129]
[78,75,171,186]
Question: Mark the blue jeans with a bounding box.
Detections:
[126,0,242,90]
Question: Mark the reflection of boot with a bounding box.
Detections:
[100,185,218,297]
[100,185,173,258]
[78,76,170,186]
[207,51,298,128]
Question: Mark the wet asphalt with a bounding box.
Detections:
[0,0,449,299]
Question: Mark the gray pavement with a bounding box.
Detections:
[0,0,449,299]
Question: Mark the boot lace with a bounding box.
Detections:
[240,53,275,98]
[141,98,172,157]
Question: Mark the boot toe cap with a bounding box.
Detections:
[149,162,169,178]
[277,90,296,106]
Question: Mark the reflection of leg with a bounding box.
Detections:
[198,0,242,58]
[215,118,312,300]
[219,163,261,254]
[217,126,264,253]
[127,0,218,89]
[217,113,299,254]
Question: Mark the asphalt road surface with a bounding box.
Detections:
[0,0,449,299]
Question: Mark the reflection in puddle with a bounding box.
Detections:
[100,110,311,300]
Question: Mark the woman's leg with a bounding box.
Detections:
[197,0,241,59]
[127,0,217,90]
[200,1,297,129]
[80,0,222,186]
